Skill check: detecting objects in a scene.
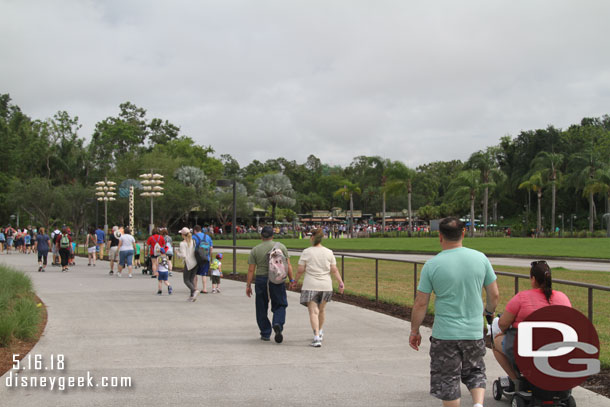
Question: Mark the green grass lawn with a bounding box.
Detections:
[212,236,610,259]
[197,252,610,368]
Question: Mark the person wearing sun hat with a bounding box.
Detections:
[177,226,199,301]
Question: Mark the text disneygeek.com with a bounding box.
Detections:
[5,354,132,391]
[5,371,132,391]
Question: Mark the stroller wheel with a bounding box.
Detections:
[493,379,503,400]
[566,395,576,407]
[511,395,526,407]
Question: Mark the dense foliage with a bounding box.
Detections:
[1,93,609,237]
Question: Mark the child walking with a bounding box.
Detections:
[156,254,173,295]
[134,242,141,268]
[210,253,223,293]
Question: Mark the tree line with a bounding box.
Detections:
[1,93,609,238]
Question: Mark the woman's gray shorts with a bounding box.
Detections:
[300,290,333,306]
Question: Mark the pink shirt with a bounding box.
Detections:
[505,289,571,328]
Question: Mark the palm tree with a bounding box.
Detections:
[384,161,417,236]
[334,181,362,238]
[531,151,564,235]
[519,172,544,236]
[174,166,207,191]
[254,173,296,228]
[569,146,604,233]
[367,157,391,232]
[450,169,483,237]
[584,165,610,237]
[467,148,499,232]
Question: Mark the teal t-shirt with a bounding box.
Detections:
[417,247,497,340]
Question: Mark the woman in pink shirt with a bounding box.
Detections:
[493,260,571,384]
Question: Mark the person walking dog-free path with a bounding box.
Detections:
[246,226,295,343]
[292,228,344,348]
[409,217,499,407]
[177,227,199,302]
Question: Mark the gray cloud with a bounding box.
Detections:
[2,0,609,169]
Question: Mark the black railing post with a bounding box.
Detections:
[515,277,519,294]
[588,287,593,322]
[413,263,418,301]
[375,259,379,302]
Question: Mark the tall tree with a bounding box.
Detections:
[531,151,564,234]
[519,173,545,236]
[467,148,499,232]
[254,173,296,228]
[384,161,417,235]
[334,181,362,238]
[450,169,483,237]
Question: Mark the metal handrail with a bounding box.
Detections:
[209,245,610,322]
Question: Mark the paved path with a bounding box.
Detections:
[1,253,608,407]
[228,248,610,272]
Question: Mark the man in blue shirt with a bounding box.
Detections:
[410,217,499,407]
[95,226,106,260]
[192,225,213,294]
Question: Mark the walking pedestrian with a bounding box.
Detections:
[210,253,223,293]
[192,225,213,294]
[55,226,73,272]
[0,227,5,253]
[292,228,344,348]
[409,217,499,407]
[146,227,165,278]
[51,226,61,265]
[107,226,120,275]
[4,225,16,254]
[86,227,97,266]
[35,227,51,272]
[95,225,105,260]
[246,226,295,343]
[117,227,136,278]
[177,227,198,301]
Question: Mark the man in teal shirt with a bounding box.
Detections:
[410,217,499,407]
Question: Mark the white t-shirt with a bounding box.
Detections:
[119,234,136,251]
[298,246,336,291]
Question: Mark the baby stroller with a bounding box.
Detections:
[142,255,153,276]
[489,317,576,406]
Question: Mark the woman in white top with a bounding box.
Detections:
[292,228,345,347]
[177,227,198,301]
[117,227,136,278]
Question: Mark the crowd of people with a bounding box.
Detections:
[2,217,575,406]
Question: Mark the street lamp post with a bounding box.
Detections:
[95,178,117,238]
[558,213,564,237]
[140,171,164,234]
[217,179,237,275]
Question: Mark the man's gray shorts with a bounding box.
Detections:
[429,337,486,401]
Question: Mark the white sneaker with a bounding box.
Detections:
[117,272,121,277]
[128,274,132,278]
[319,330,324,341]
[310,337,322,348]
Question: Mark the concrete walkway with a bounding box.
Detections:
[0,253,608,407]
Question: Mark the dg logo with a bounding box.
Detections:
[515,305,600,391]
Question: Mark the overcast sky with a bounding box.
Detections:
[2,1,610,168]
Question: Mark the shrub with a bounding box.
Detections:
[0,266,42,347]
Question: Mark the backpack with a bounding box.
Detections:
[267,243,287,284]
[152,236,162,257]
[194,233,210,266]
[7,228,14,238]
[60,234,70,249]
